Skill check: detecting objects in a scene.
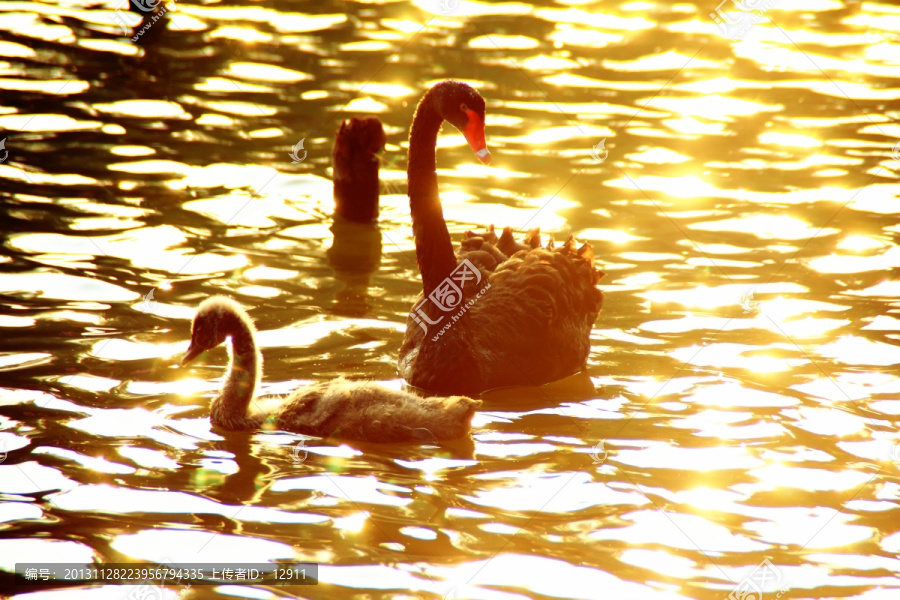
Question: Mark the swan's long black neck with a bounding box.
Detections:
[211,310,261,430]
[408,92,458,296]
[333,166,379,223]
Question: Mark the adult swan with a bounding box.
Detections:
[398,80,604,396]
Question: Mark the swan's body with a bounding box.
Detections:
[183,297,480,442]
[398,81,604,396]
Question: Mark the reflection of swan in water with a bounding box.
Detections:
[182,297,480,442]
[326,117,386,317]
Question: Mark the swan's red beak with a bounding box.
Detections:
[181,343,204,367]
[463,110,491,165]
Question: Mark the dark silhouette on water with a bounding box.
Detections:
[182,296,480,442]
[398,81,605,396]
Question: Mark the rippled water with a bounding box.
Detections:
[2,0,900,598]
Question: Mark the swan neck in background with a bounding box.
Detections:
[333,138,380,224]
[333,174,379,223]
[408,89,458,295]
[211,309,262,430]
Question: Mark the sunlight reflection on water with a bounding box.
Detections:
[1,0,900,598]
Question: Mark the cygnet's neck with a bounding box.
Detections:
[210,307,262,430]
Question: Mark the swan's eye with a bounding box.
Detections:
[460,103,469,113]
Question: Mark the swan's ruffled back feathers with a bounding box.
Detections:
[400,226,604,395]
[458,226,604,311]
[458,227,507,273]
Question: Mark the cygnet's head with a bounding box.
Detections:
[181,297,253,366]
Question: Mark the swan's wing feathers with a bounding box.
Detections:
[553,236,605,282]
[484,224,498,244]
[496,226,524,256]
[487,235,604,319]
[576,242,593,261]
[458,227,509,273]
[462,225,498,244]
[460,233,484,249]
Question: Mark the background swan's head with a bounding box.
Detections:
[336,117,386,159]
[431,80,491,165]
[182,297,255,365]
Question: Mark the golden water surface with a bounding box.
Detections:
[1,0,900,599]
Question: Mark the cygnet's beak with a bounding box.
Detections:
[181,343,204,367]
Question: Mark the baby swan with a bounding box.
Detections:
[182,297,481,442]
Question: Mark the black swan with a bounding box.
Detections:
[182,297,480,442]
[331,116,386,223]
[327,117,386,316]
[398,80,604,396]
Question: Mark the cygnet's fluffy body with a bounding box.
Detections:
[182,297,480,442]
[276,380,479,442]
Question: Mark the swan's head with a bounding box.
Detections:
[182,297,252,366]
[433,80,491,165]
